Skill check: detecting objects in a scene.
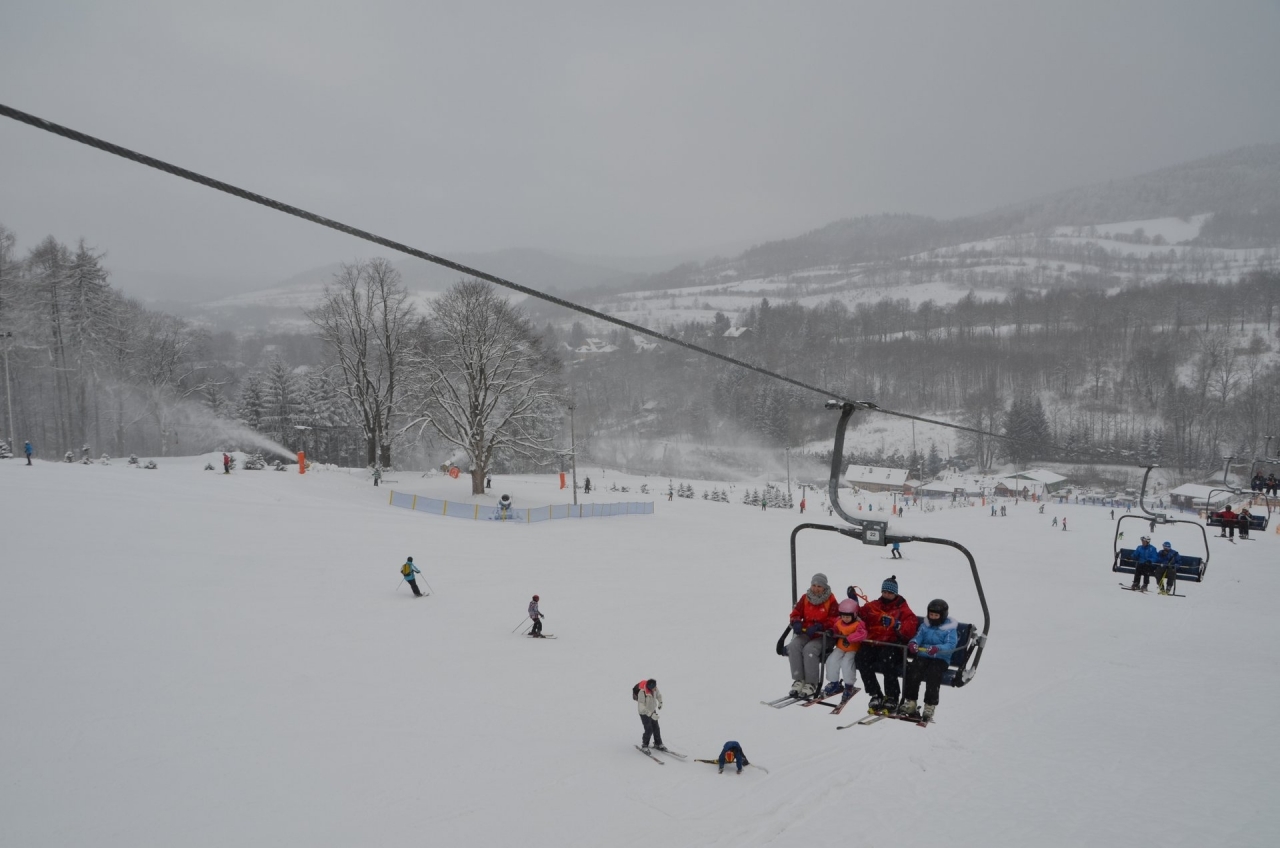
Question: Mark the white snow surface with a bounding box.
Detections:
[3,456,1277,847]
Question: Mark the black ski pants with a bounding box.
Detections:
[1131,562,1153,589]
[407,578,422,597]
[640,714,663,748]
[530,617,542,636]
[904,656,948,706]
[856,644,903,703]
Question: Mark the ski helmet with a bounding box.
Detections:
[1162,541,1172,549]
[837,599,859,616]
[926,598,949,621]
[1140,535,1151,543]
[532,594,539,601]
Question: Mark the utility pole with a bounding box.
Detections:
[785,447,791,495]
[569,401,578,506]
[2,330,13,451]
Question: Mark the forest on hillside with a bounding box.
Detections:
[555,273,1280,474]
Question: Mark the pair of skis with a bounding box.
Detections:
[838,711,932,730]
[634,745,688,765]
[760,686,859,713]
[1118,583,1183,597]
[692,759,770,774]
[526,633,557,638]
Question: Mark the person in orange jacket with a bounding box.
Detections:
[855,576,919,714]
[821,598,868,702]
[787,573,839,699]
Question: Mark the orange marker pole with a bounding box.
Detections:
[298,451,305,473]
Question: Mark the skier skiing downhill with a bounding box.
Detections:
[400,556,423,597]
[900,598,959,723]
[528,594,545,637]
[634,679,666,753]
[856,576,919,715]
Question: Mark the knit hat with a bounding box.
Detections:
[882,576,899,595]
[810,573,829,588]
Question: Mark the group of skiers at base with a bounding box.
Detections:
[1128,537,1182,594]
[788,573,958,721]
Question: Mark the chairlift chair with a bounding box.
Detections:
[777,402,990,690]
[1112,466,1209,586]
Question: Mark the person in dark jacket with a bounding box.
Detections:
[856,576,920,715]
[1238,508,1252,540]
[1155,542,1180,595]
[528,594,545,637]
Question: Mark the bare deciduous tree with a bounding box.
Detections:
[306,258,415,468]
[409,280,564,495]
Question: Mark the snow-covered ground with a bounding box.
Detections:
[2,456,1276,847]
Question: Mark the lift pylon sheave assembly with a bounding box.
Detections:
[1112,465,1209,587]
[778,401,989,689]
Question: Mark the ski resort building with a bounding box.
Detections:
[1168,483,1235,512]
[844,465,909,493]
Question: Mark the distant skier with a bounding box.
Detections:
[799,497,806,514]
[583,477,591,494]
[717,741,750,774]
[223,452,231,474]
[634,679,666,753]
[1062,517,1067,531]
[25,440,33,465]
[400,556,423,597]
[372,466,382,487]
[528,594,545,637]
[900,598,958,723]
[890,541,902,559]
[1052,516,1058,527]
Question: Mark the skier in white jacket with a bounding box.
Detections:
[635,679,665,753]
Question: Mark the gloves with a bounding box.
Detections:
[804,624,823,637]
[927,646,939,657]
[651,712,660,723]
[907,641,919,654]
[791,621,803,635]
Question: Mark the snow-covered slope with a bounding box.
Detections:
[2,457,1275,847]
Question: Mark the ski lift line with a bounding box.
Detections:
[2,101,1055,455]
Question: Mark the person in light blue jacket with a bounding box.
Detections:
[1129,536,1159,592]
[900,599,959,722]
[400,556,423,597]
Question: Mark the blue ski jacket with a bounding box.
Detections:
[401,561,420,581]
[1133,543,1159,565]
[910,617,959,663]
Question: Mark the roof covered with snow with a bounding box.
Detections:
[844,465,908,486]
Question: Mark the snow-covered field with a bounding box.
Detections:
[2,456,1276,847]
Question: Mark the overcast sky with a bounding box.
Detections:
[3,1,1279,301]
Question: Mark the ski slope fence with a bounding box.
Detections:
[388,491,655,523]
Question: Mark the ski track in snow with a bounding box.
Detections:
[2,456,1276,848]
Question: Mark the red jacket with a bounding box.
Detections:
[861,595,919,644]
[789,593,838,632]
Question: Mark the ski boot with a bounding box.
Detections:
[841,684,856,703]
[879,698,899,716]
[867,696,883,715]
[821,681,843,698]
[921,704,936,723]
[900,700,921,720]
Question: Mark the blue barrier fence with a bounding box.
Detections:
[389,490,654,522]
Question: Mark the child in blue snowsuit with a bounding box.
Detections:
[717,741,749,774]
[901,599,959,722]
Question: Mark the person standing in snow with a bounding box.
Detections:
[223,452,231,474]
[821,598,867,701]
[634,679,666,753]
[24,440,33,465]
[787,573,839,699]
[583,477,591,494]
[1129,536,1159,591]
[528,594,545,637]
[890,541,902,559]
[856,576,919,715]
[900,599,959,722]
[717,741,750,774]
[400,556,423,597]
[372,466,382,487]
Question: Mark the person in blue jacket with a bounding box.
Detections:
[717,741,750,774]
[900,599,959,722]
[1129,535,1159,592]
[24,440,33,465]
[400,556,423,597]
[1155,541,1180,595]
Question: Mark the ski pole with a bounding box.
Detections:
[420,576,435,593]
[396,578,404,593]
[511,618,528,633]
